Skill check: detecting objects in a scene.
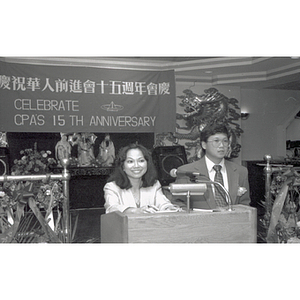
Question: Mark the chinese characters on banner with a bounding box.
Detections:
[0,60,176,133]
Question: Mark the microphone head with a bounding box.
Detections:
[169,168,177,178]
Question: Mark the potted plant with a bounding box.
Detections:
[0,145,67,243]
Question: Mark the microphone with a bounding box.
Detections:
[169,168,204,178]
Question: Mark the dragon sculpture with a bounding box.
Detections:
[155,87,243,160]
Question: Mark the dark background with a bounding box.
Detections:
[5,131,155,209]
[3,132,155,242]
[6,132,155,168]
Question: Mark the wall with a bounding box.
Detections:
[174,83,300,162]
[173,82,242,163]
[240,88,300,161]
[287,118,300,141]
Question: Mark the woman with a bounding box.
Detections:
[103,143,180,214]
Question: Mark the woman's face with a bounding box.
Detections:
[123,148,147,180]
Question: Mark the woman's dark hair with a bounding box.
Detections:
[107,143,158,189]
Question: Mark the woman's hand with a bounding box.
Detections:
[143,205,159,213]
[163,205,182,212]
[124,205,159,214]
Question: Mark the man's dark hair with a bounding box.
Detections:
[107,143,158,189]
[200,124,230,143]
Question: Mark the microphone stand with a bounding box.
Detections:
[194,178,234,211]
[186,190,191,212]
[167,183,207,213]
[168,171,234,212]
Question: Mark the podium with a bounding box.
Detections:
[101,205,257,243]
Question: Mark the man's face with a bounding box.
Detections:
[201,133,229,163]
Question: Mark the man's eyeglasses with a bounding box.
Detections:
[206,139,230,148]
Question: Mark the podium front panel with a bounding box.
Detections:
[101,205,257,243]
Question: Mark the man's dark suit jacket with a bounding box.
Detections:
[173,157,251,209]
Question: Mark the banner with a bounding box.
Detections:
[0,60,176,133]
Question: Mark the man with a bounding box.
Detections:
[173,124,250,210]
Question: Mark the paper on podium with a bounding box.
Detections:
[154,209,180,213]
[192,208,214,212]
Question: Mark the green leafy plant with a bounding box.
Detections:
[258,168,300,243]
[0,147,68,243]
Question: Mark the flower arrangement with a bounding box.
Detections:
[0,145,66,242]
[0,179,65,211]
[11,147,57,175]
[237,186,247,197]
[258,170,300,243]
[1,144,60,208]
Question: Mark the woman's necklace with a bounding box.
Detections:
[131,181,142,207]
[131,189,140,207]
